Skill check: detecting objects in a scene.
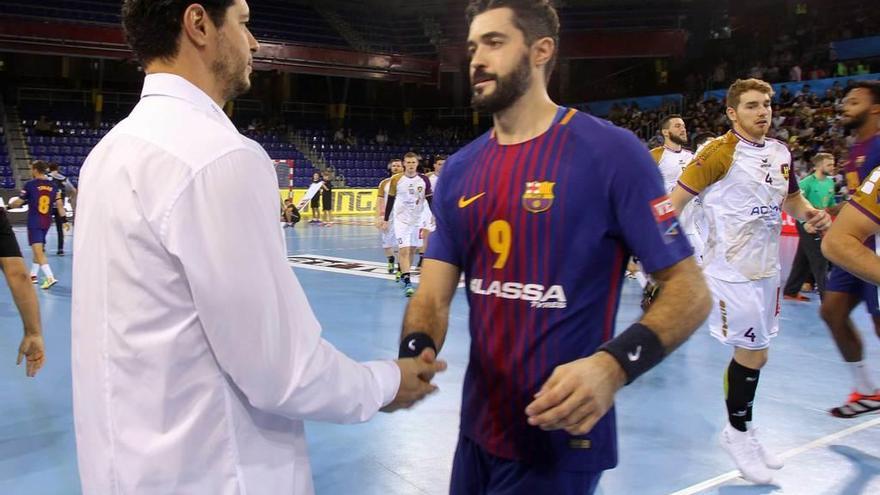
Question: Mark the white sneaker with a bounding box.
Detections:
[720,424,773,484]
[748,427,784,470]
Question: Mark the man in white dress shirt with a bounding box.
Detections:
[71,1,447,494]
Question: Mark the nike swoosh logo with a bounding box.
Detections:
[407,339,417,351]
[627,346,642,362]
[458,192,486,208]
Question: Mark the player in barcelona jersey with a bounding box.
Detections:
[8,160,67,290]
[396,1,711,493]
[818,80,880,418]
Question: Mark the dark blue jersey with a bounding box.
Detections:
[427,108,693,471]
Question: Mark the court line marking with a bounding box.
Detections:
[668,415,880,494]
[287,253,465,288]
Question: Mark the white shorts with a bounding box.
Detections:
[381,227,397,249]
[394,221,423,248]
[707,275,780,350]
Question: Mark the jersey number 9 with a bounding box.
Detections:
[488,220,511,269]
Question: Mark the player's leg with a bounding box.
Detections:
[828,282,880,417]
[820,267,880,416]
[708,276,776,483]
[32,237,57,289]
[782,230,810,300]
[54,212,65,255]
[26,229,39,283]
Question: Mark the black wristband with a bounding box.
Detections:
[598,323,665,385]
[398,332,437,358]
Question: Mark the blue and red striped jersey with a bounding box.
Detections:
[19,179,60,230]
[426,107,693,472]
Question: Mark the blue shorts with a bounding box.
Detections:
[27,227,48,246]
[450,434,602,495]
[826,266,880,316]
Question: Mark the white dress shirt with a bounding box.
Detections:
[71,73,400,494]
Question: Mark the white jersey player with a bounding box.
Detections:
[382,152,433,297]
[419,155,446,266]
[650,115,703,260]
[671,79,831,485]
[377,159,404,277]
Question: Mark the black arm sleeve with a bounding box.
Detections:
[0,210,23,258]
[384,195,396,221]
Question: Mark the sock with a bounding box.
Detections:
[41,264,54,280]
[848,361,877,395]
[402,273,411,285]
[634,271,649,289]
[725,358,760,432]
[31,263,39,277]
[417,255,423,267]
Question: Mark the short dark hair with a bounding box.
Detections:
[847,80,880,104]
[32,160,49,174]
[122,0,235,65]
[434,154,448,162]
[660,114,683,130]
[466,0,560,80]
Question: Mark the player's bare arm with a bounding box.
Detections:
[525,257,709,436]
[822,204,880,285]
[782,191,831,232]
[399,259,460,374]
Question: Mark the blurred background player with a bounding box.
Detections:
[399,1,709,493]
[382,151,432,297]
[321,169,334,224]
[309,171,322,223]
[0,204,45,377]
[48,162,76,256]
[419,154,446,268]
[671,78,831,484]
[782,152,839,302]
[377,158,404,277]
[818,80,880,418]
[636,115,698,307]
[8,161,67,289]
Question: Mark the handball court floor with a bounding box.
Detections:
[1,220,879,495]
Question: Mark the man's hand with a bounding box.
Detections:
[804,208,832,232]
[380,220,389,232]
[381,349,447,413]
[525,352,626,435]
[17,332,45,378]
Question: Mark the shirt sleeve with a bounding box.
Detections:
[849,165,880,225]
[425,159,462,268]
[163,148,400,423]
[609,132,694,273]
[677,137,735,195]
[0,209,22,258]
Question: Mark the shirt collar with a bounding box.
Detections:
[732,129,765,148]
[140,73,237,132]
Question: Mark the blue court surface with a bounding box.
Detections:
[1,221,878,495]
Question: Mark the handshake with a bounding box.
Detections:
[381,348,447,413]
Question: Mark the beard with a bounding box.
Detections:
[212,33,251,103]
[842,109,868,131]
[471,54,532,114]
[668,133,688,146]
